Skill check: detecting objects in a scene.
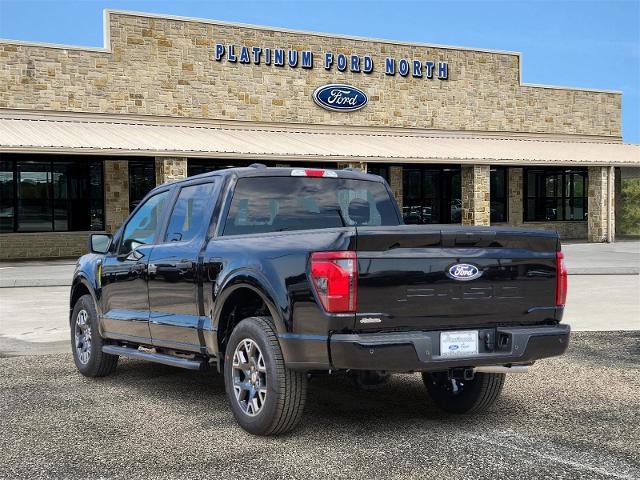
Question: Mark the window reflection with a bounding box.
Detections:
[490,167,508,223]
[1,156,105,232]
[402,166,460,224]
[524,168,588,221]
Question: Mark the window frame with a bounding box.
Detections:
[116,187,173,256]
[0,157,105,233]
[160,179,218,245]
[523,167,588,222]
[401,165,461,224]
[128,159,156,213]
[490,166,508,223]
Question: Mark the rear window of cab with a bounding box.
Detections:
[223,176,399,236]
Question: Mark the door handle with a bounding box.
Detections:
[131,263,146,274]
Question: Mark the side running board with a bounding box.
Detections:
[102,345,206,370]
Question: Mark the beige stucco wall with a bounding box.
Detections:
[0,11,621,137]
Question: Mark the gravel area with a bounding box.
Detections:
[1,332,638,479]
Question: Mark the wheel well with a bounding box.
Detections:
[217,287,270,355]
[70,282,90,319]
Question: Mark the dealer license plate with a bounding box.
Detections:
[440,330,479,357]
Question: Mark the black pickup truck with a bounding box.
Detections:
[71,165,570,435]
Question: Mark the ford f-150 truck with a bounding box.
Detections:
[70,165,570,435]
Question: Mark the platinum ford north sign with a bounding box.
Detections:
[214,44,449,80]
[312,84,368,112]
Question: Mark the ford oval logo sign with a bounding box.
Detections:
[447,263,482,281]
[312,84,368,112]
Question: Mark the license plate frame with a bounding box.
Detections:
[440,330,479,357]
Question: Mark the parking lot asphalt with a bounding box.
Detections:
[1,332,638,480]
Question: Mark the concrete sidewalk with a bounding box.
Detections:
[0,240,638,288]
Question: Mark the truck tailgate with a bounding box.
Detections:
[354,225,561,331]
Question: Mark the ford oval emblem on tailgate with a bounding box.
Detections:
[447,263,482,281]
[312,84,368,112]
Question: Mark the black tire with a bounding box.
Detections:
[422,371,505,414]
[70,294,118,377]
[224,316,307,436]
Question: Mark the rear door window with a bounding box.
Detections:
[223,176,399,236]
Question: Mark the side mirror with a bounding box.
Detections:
[89,233,112,254]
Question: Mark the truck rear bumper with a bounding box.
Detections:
[329,324,570,372]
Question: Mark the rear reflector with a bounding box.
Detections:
[309,251,357,313]
[291,169,338,178]
[556,251,568,306]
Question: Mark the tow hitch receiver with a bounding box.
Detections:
[449,367,475,381]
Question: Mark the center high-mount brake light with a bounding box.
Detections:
[291,169,338,178]
[555,251,568,306]
[309,251,357,313]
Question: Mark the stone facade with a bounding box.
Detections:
[156,156,188,184]
[104,159,130,234]
[0,232,89,260]
[461,165,490,226]
[0,11,621,138]
[388,166,403,209]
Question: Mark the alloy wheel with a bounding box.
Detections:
[74,309,92,365]
[232,338,267,416]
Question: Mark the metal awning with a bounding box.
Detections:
[1,111,638,166]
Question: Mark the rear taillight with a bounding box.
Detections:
[310,251,357,313]
[556,251,568,306]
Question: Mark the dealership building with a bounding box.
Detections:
[0,10,639,259]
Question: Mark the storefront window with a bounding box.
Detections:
[367,165,389,183]
[403,166,460,224]
[0,156,104,232]
[490,167,508,223]
[128,160,156,212]
[524,168,587,221]
[0,161,15,232]
[17,162,52,232]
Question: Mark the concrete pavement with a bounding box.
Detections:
[1,332,638,479]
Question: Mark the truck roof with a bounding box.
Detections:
[175,164,385,184]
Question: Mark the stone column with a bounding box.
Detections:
[104,160,130,234]
[507,167,524,226]
[155,156,188,185]
[588,166,615,243]
[461,165,490,226]
[389,166,403,209]
[614,167,622,239]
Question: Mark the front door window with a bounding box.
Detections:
[120,190,170,255]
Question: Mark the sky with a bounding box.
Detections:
[0,0,638,142]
